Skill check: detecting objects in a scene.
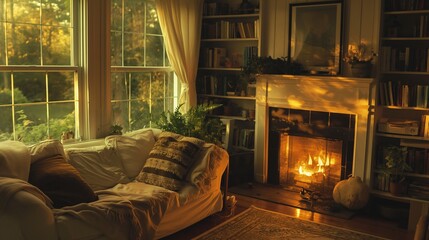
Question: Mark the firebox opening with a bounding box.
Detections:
[268,107,355,197]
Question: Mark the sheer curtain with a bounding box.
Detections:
[155,0,203,112]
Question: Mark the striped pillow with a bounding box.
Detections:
[136,132,204,191]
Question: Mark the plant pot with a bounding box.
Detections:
[351,62,372,78]
[389,181,407,196]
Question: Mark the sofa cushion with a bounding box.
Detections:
[105,129,155,179]
[28,139,66,164]
[28,154,98,208]
[136,132,204,191]
[0,140,31,181]
[67,147,130,191]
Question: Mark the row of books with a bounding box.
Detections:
[232,128,255,150]
[201,46,258,68]
[380,46,429,72]
[202,20,259,39]
[198,74,237,96]
[379,81,429,108]
[384,0,429,11]
[408,180,429,200]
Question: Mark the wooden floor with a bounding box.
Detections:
[161,187,416,240]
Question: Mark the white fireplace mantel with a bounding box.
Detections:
[254,74,376,185]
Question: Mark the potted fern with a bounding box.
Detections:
[155,103,224,146]
[382,145,412,195]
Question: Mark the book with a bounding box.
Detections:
[420,114,429,138]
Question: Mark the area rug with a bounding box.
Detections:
[192,206,387,240]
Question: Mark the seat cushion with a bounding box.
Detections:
[28,154,98,208]
[136,132,204,191]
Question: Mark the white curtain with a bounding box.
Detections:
[155,0,203,112]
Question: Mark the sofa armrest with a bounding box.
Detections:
[0,190,57,240]
[186,144,229,193]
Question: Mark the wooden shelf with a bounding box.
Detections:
[203,13,259,19]
[376,132,429,141]
[371,190,429,204]
[199,94,255,100]
[380,71,429,75]
[201,38,258,42]
[384,9,429,15]
[377,105,429,110]
[198,67,242,71]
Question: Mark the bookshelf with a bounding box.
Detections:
[372,0,429,215]
[198,0,261,185]
[198,0,261,145]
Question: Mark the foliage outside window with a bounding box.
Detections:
[0,0,77,144]
[110,0,180,132]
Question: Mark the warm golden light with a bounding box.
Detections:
[298,153,336,179]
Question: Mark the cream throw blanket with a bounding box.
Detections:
[54,187,174,240]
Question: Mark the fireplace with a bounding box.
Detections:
[267,107,356,196]
[254,75,374,187]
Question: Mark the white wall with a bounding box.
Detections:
[261,0,381,75]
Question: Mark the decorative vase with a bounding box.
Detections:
[389,181,407,196]
[351,62,372,78]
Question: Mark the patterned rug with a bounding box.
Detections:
[192,206,387,240]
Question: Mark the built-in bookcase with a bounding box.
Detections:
[198,0,262,186]
[372,0,429,229]
[198,0,261,152]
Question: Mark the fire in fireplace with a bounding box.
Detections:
[268,107,355,196]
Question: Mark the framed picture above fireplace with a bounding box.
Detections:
[288,1,343,76]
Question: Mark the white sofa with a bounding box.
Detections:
[0,128,229,240]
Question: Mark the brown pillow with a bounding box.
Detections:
[28,154,98,208]
[136,132,204,191]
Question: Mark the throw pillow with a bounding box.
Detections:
[67,147,130,191]
[28,139,66,164]
[28,154,98,208]
[136,131,204,191]
[105,129,155,179]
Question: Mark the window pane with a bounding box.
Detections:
[146,1,161,35]
[42,26,71,65]
[150,72,165,100]
[48,72,74,101]
[131,72,150,99]
[0,106,13,141]
[111,31,123,66]
[111,72,129,101]
[0,73,12,104]
[146,35,163,66]
[124,0,145,33]
[130,100,150,130]
[124,32,144,66]
[165,72,176,99]
[7,0,40,24]
[14,72,46,102]
[41,0,71,27]
[7,23,41,65]
[111,0,122,31]
[49,102,75,139]
[112,101,129,131]
[15,105,48,144]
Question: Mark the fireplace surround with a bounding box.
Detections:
[254,74,375,186]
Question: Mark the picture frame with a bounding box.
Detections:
[288,1,343,75]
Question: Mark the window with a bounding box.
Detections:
[110,0,180,132]
[0,0,178,144]
[0,0,78,144]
